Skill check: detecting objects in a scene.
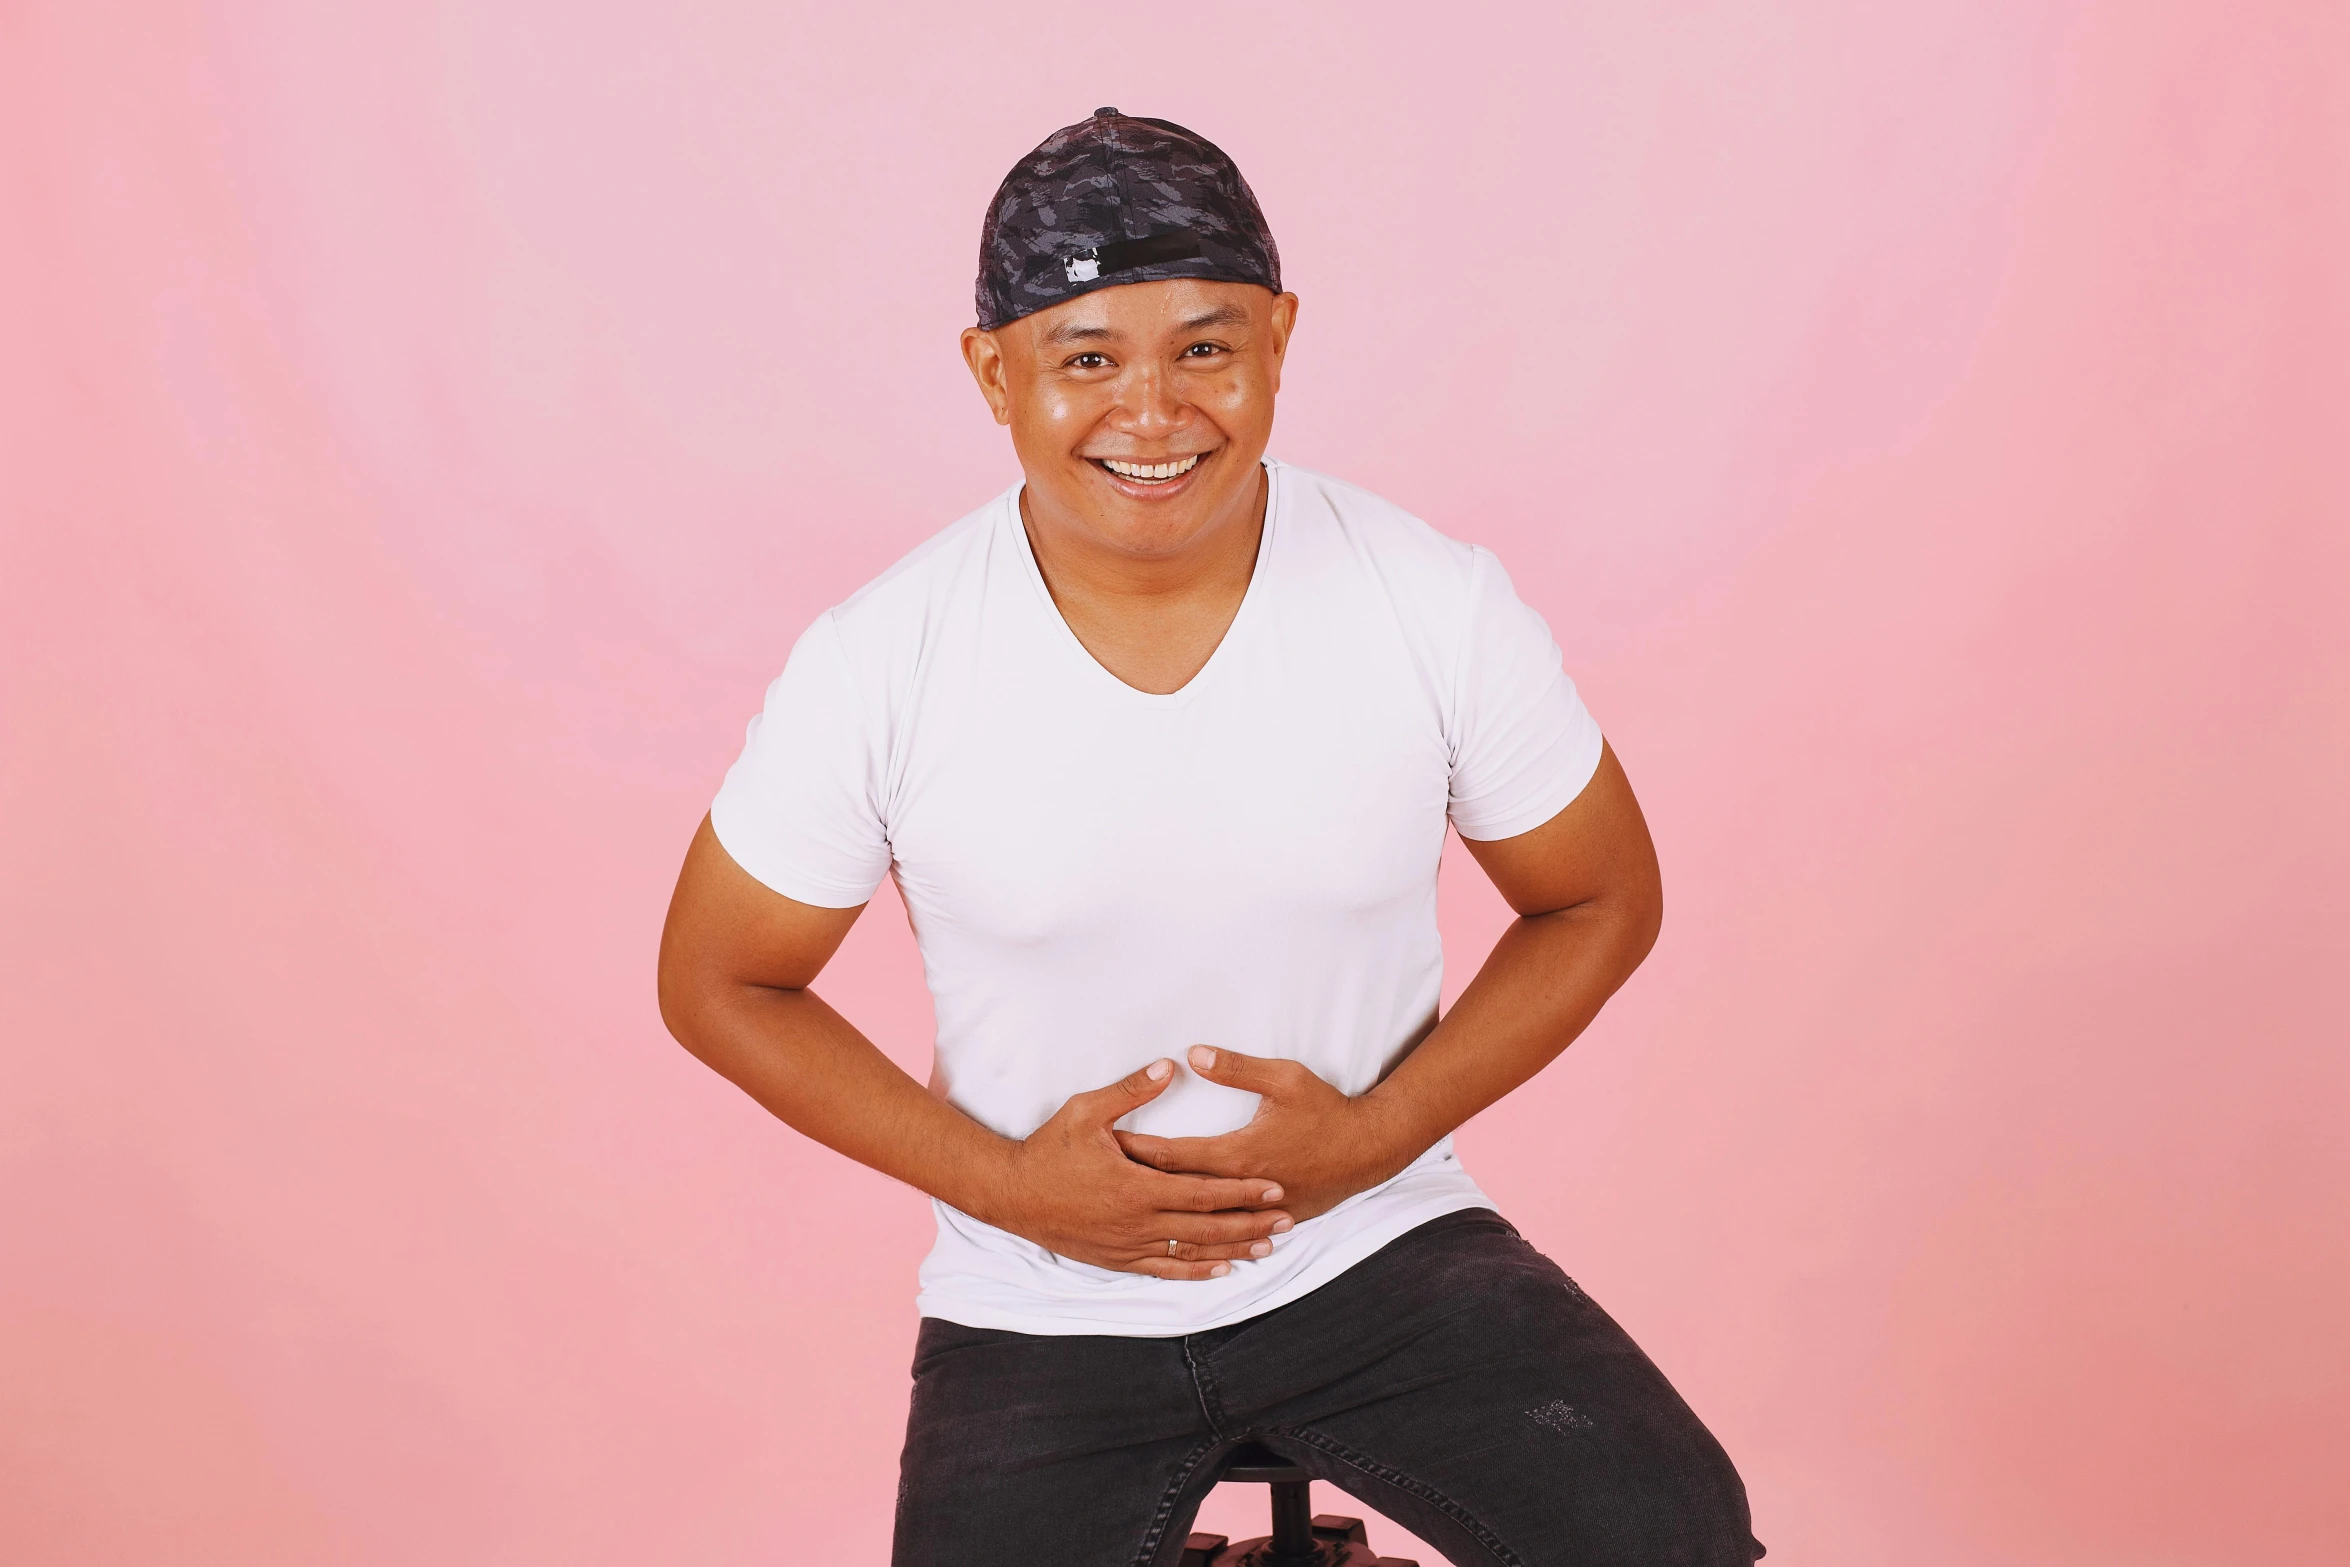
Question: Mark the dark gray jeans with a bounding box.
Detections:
[894,1210,1763,1566]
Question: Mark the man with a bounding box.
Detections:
[659,110,1761,1566]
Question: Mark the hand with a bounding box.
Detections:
[1114,1047,1423,1224]
[979,1058,1295,1281]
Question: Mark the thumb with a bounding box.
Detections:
[1070,1057,1176,1126]
[1186,1045,1290,1095]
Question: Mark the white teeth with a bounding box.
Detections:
[1102,454,1202,481]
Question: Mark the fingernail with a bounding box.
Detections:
[1250,1241,1272,1257]
[1261,1185,1283,1203]
[1145,1059,1172,1081]
[1271,1217,1293,1234]
[1211,1263,1231,1277]
[1190,1045,1216,1070]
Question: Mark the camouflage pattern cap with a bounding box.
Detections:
[976,108,1282,330]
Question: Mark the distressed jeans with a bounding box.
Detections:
[893,1209,1764,1566]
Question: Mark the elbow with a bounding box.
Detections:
[1630,888,1663,967]
[655,961,691,1048]
[654,929,706,1052]
[1622,862,1664,971]
[656,962,731,1073]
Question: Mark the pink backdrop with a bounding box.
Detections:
[5,3,2345,1562]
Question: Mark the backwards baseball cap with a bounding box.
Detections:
[975,108,1282,330]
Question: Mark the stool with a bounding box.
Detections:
[1176,1442,1419,1567]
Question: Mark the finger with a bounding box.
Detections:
[1157,1236,1279,1264]
[1117,1130,1240,1175]
[1119,1256,1235,1282]
[1186,1044,1308,1097]
[1138,1169,1286,1212]
[1153,1209,1295,1246]
[1061,1058,1177,1127]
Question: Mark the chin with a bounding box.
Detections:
[1092,469,1254,540]
[1096,509,1219,557]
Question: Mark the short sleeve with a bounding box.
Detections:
[1447,548,1606,841]
[708,613,892,908]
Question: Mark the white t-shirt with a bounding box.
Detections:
[711,460,1603,1336]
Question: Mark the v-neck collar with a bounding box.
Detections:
[1007,460,1282,709]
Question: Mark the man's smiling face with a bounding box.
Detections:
[963,279,1299,558]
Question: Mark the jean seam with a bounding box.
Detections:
[1181,1334,1231,1438]
[1132,1438,1221,1567]
[1282,1425,1526,1567]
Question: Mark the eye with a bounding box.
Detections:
[1182,342,1227,359]
[1068,351,1112,370]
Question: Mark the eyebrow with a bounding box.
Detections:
[1178,304,1251,330]
[1038,302,1253,347]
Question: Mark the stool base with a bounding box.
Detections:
[1178,1515,1420,1567]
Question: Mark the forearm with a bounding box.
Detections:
[663,982,1015,1217]
[665,983,1289,1277]
[1360,897,1658,1164]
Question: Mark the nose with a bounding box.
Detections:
[1110,359,1187,438]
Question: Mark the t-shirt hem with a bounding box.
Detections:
[707,797,883,910]
[1450,723,1606,843]
[912,1189,1500,1338]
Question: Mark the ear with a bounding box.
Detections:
[1264,291,1299,394]
[960,325,1014,426]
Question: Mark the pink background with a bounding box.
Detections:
[4,3,2345,1562]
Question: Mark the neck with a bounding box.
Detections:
[1017,464,1271,696]
[1019,463,1268,610]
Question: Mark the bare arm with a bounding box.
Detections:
[1117,741,1662,1218]
[656,816,1291,1278]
